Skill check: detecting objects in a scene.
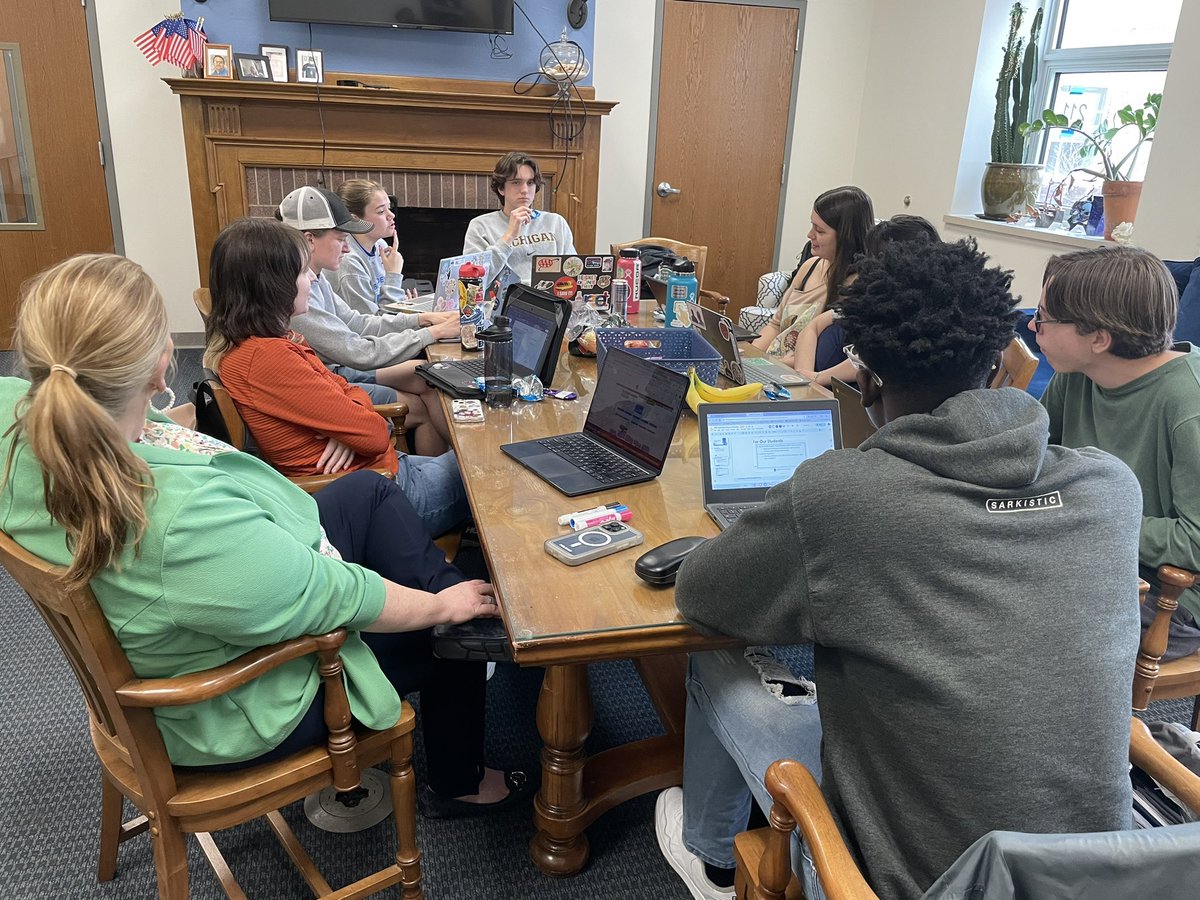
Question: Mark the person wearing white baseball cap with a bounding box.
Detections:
[276,185,458,456]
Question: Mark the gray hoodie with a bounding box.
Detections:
[677,387,1142,900]
[291,273,431,370]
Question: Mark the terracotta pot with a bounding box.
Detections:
[1101,180,1143,240]
[980,163,1043,220]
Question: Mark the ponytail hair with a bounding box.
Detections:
[336,178,387,217]
[7,254,170,588]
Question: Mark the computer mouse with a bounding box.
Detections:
[634,536,709,586]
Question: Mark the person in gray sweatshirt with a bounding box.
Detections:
[278,186,459,455]
[463,152,575,284]
[656,239,1143,900]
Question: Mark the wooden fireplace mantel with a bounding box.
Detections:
[167,75,616,285]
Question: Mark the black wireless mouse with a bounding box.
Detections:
[634,536,709,586]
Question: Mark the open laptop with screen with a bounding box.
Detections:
[501,348,690,497]
[416,284,568,399]
[698,398,842,529]
[683,302,809,387]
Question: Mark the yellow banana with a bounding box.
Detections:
[686,372,705,414]
[691,368,763,403]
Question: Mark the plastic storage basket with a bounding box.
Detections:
[595,327,722,385]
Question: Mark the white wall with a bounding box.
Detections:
[93,0,202,338]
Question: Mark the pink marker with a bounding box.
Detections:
[569,507,633,530]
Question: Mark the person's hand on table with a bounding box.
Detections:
[425,314,461,340]
[438,579,499,623]
[317,437,355,474]
[502,205,535,244]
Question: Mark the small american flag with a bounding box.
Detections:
[133,16,206,69]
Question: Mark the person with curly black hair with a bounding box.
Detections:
[657,238,1143,900]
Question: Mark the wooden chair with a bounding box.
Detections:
[193,287,211,322]
[0,529,423,900]
[989,335,1039,391]
[610,236,709,291]
[734,717,1200,900]
[1133,564,1200,728]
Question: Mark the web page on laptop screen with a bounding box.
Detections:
[505,302,555,375]
[707,409,836,491]
[585,352,686,468]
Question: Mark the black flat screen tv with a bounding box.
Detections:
[267,1,514,34]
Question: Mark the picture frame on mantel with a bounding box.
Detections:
[260,44,290,83]
[204,44,233,80]
[296,49,324,84]
[234,54,273,82]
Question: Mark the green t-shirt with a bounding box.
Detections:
[1041,344,1200,615]
[0,377,394,765]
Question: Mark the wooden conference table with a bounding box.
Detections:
[426,329,830,875]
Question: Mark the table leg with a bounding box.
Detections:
[529,663,593,875]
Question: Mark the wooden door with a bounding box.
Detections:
[0,0,114,346]
[651,0,799,316]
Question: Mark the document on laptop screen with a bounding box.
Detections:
[506,302,556,375]
[706,409,837,491]
[584,352,687,469]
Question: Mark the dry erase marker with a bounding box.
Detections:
[558,502,622,526]
[569,508,633,531]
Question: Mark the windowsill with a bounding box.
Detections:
[943,214,1105,249]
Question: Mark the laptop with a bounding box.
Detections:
[683,302,809,386]
[531,254,616,310]
[417,284,570,399]
[829,377,878,449]
[699,398,842,529]
[501,348,690,497]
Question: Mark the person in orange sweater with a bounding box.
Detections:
[205,217,468,537]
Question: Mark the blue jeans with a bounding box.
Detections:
[395,449,469,537]
[329,363,399,405]
[1165,258,1200,345]
[682,649,825,897]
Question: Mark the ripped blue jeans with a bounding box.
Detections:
[682,648,825,897]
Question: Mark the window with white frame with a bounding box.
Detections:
[1030,0,1178,211]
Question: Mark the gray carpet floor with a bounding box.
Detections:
[0,348,1194,897]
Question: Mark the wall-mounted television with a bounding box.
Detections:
[267,1,515,35]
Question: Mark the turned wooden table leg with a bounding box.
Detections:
[529,663,593,875]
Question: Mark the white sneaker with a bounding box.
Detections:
[655,787,735,900]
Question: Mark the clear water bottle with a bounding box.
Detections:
[664,259,698,328]
[480,315,513,408]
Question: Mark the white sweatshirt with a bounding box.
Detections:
[462,209,575,283]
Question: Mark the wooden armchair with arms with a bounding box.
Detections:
[988,335,1040,392]
[1134,564,1200,729]
[734,717,1200,900]
[609,237,731,315]
[0,529,423,900]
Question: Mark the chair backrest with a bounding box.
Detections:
[193,287,212,321]
[610,237,708,291]
[1133,565,1200,712]
[0,530,180,805]
[989,335,1039,391]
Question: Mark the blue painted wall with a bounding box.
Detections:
[181,0,594,84]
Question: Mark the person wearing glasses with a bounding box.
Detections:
[463,151,575,284]
[656,239,1142,900]
[1036,245,1200,661]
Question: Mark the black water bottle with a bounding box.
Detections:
[480,315,513,408]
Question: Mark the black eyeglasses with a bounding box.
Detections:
[1032,309,1075,334]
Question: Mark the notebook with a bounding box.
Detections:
[501,348,690,497]
[698,399,842,530]
[416,284,569,399]
[829,377,878,449]
[683,302,809,386]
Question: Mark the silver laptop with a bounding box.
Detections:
[684,302,809,386]
[698,399,842,530]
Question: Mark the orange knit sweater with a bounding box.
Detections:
[219,334,397,478]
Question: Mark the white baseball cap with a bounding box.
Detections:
[277,185,373,234]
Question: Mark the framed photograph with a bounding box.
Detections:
[234,54,273,82]
[296,48,324,84]
[204,44,233,80]
[259,44,290,83]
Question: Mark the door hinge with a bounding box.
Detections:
[795,27,801,52]
[781,162,787,185]
[98,141,105,167]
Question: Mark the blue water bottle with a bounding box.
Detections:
[664,259,698,328]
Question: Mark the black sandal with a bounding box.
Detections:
[417,769,531,819]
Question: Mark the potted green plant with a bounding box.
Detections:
[1020,92,1159,238]
[981,2,1044,220]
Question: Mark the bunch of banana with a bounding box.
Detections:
[686,368,764,414]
